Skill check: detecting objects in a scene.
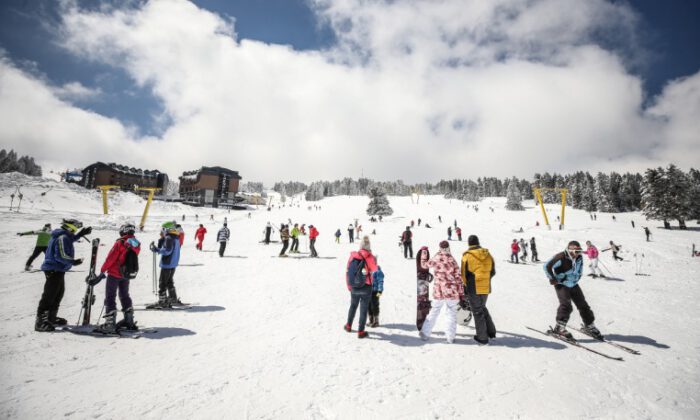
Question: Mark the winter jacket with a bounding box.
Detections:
[217,227,230,242]
[178,231,185,246]
[372,267,384,292]
[511,242,520,253]
[345,249,378,291]
[291,227,300,239]
[20,227,52,247]
[156,234,181,269]
[585,245,599,259]
[530,239,537,251]
[461,246,496,295]
[280,227,290,241]
[101,235,141,279]
[334,230,341,238]
[41,229,80,272]
[402,230,412,243]
[544,250,583,288]
[309,227,319,240]
[421,249,464,300]
[195,227,207,241]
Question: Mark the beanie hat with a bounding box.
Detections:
[439,240,449,249]
[360,236,371,251]
[568,240,581,249]
[468,235,480,246]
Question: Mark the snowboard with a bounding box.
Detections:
[456,300,472,326]
[416,247,432,331]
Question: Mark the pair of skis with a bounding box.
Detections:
[526,325,640,361]
[56,325,157,339]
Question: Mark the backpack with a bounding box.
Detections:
[120,238,140,280]
[347,254,368,289]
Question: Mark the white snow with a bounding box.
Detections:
[1,173,699,419]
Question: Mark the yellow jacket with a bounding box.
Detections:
[461,246,495,295]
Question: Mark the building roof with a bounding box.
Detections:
[180,166,242,180]
[83,162,166,178]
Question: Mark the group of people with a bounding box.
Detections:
[510,238,539,263]
[276,223,319,257]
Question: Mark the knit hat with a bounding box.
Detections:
[360,236,371,251]
[439,240,449,249]
[468,235,480,246]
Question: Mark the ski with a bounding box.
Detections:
[56,325,157,339]
[525,326,624,361]
[135,302,196,310]
[568,326,641,355]
[79,238,100,326]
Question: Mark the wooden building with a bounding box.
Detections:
[179,166,242,207]
[81,162,169,192]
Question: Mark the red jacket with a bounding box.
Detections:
[309,227,319,240]
[346,249,378,291]
[511,242,520,253]
[195,227,207,241]
[101,234,141,279]
[178,232,185,246]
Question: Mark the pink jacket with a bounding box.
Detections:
[585,245,599,259]
[421,250,464,300]
[345,249,378,291]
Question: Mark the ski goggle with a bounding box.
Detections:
[63,221,83,233]
[568,247,583,255]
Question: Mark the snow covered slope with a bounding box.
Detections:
[0,173,698,419]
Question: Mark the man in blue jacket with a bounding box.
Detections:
[150,222,182,307]
[35,218,92,331]
[544,240,602,340]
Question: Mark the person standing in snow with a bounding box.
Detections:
[456,226,462,241]
[334,229,341,243]
[401,226,413,259]
[309,225,319,257]
[367,264,384,328]
[217,223,230,257]
[18,223,52,271]
[419,241,464,344]
[519,238,529,262]
[195,224,207,251]
[290,224,300,253]
[264,222,273,244]
[447,226,452,240]
[344,236,379,338]
[461,235,496,345]
[530,237,539,262]
[544,241,602,340]
[279,224,290,257]
[150,222,182,307]
[34,219,91,331]
[584,241,605,278]
[644,227,651,242]
[510,239,520,263]
[347,224,355,243]
[176,224,185,247]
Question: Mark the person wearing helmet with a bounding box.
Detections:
[35,218,92,331]
[18,223,52,271]
[88,223,141,333]
[149,221,182,307]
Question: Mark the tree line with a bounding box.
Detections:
[0,149,42,176]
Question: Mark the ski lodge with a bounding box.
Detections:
[179,166,243,208]
[80,162,169,192]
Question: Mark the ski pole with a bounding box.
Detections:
[152,252,157,296]
[97,304,105,322]
[598,259,615,277]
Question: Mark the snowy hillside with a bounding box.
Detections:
[1,173,699,419]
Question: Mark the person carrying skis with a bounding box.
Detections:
[334,228,341,243]
[18,223,52,271]
[510,239,520,263]
[279,224,290,257]
[195,224,207,251]
[544,241,602,340]
[367,263,384,328]
[344,236,379,338]
[347,224,354,243]
[150,222,182,307]
[35,219,92,331]
[456,226,462,241]
[264,222,272,244]
[461,235,496,345]
[519,238,528,262]
[309,225,319,257]
[447,226,452,240]
[419,241,464,344]
[89,223,141,333]
[401,226,413,259]
[217,223,230,257]
[530,237,539,262]
[584,241,605,278]
[290,224,300,253]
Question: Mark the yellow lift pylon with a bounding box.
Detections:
[533,188,568,230]
[135,187,161,231]
[97,185,120,215]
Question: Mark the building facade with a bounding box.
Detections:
[179,166,242,207]
[81,162,169,192]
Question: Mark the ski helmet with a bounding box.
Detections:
[61,218,83,233]
[119,223,136,236]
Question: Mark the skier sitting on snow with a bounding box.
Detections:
[461,235,496,345]
[584,241,605,278]
[18,223,52,271]
[544,241,602,340]
[150,222,182,307]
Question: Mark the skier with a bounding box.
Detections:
[35,219,92,331]
[334,228,341,243]
[347,224,355,243]
[447,226,452,240]
[344,236,379,338]
[544,241,602,340]
[419,241,464,344]
[631,220,635,228]
[584,241,605,278]
[367,263,384,328]
[279,224,290,257]
[356,225,362,240]
[456,227,462,241]
[182,214,185,222]
[90,223,141,333]
[217,223,230,257]
[438,215,442,223]
[644,227,651,242]
[605,241,624,261]
[264,222,273,244]
[195,224,207,251]
[411,220,415,228]
[510,239,520,263]
[150,222,182,307]
[18,223,52,271]
[530,237,539,262]
[461,235,496,345]
[454,219,457,228]
[519,238,528,262]
[401,226,413,259]
[290,224,300,253]
[418,218,422,226]
[309,225,319,257]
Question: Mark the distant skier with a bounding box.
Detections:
[461,235,496,345]
[603,241,624,261]
[417,218,422,226]
[631,220,635,228]
[150,222,182,307]
[510,239,520,263]
[530,237,539,262]
[454,219,457,228]
[217,223,230,257]
[519,238,528,262]
[456,227,462,241]
[182,214,185,222]
[584,241,605,278]
[334,228,341,243]
[348,224,355,243]
[401,226,413,259]
[411,220,415,228]
[356,225,362,240]
[264,222,272,244]
[18,223,52,271]
[367,264,384,328]
[195,224,207,251]
[35,219,91,331]
[344,236,379,339]
[419,241,464,344]
[447,226,452,240]
[279,225,290,257]
[290,224,300,253]
[438,215,442,223]
[309,225,319,258]
[544,241,602,340]
[644,227,651,242]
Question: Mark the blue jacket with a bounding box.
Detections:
[372,267,384,292]
[156,234,181,269]
[544,250,583,288]
[41,229,80,272]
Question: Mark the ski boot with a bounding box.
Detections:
[581,323,604,340]
[168,287,182,305]
[34,310,55,332]
[157,292,171,308]
[343,323,352,332]
[368,315,376,328]
[115,307,138,331]
[552,322,574,340]
[473,335,489,345]
[25,265,31,271]
[95,310,117,334]
[48,310,68,326]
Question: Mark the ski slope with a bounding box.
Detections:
[1,173,699,419]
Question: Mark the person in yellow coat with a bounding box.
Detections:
[461,235,496,345]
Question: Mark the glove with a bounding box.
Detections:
[549,279,558,285]
[376,292,382,298]
[150,242,157,253]
[77,227,92,238]
[88,272,105,286]
[73,258,84,266]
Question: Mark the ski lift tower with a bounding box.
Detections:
[533,188,568,230]
[97,185,120,215]
[135,187,161,231]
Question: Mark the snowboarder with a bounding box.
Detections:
[584,241,604,278]
[309,225,319,257]
[334,228,341,243]
[217,223,230,257]
[149,222,182,307]
[461,235,496,345]
[401,226,413,259]
[456,227,462,241]
[35,219,92,331]
[18,223,52,271]
[279,225,290,257]
[344,236,379,338]
[530,237,539,262]
[419,241,464,344]
[367,262,384,328]
[290,224,300,253]
[644,227,651,242]
[347,224,354,243]
[447,226,452,240]
[544,241,602,340]
[264,222,273,244]
[510,239,520,263]
[195,224,207,251]
[90,223,141,333]
[519,238,528,262]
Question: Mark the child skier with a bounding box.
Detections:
[367,263,384,328]
[334,229,341,243]
[150,222,182,307]
[18,223,52,271]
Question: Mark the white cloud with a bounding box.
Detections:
[52,81,102,101]
[0,0,697,184]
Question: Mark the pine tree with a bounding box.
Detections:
[366,187,393,216]
[595,173,613,212]
[641,167,671,229]
[505,178,524,210]
[665,164,691,229]
[581,175,597,212]
[687,168,700,223]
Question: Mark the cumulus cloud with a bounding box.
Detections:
[0,0,697,183]
[52,81,102,101]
